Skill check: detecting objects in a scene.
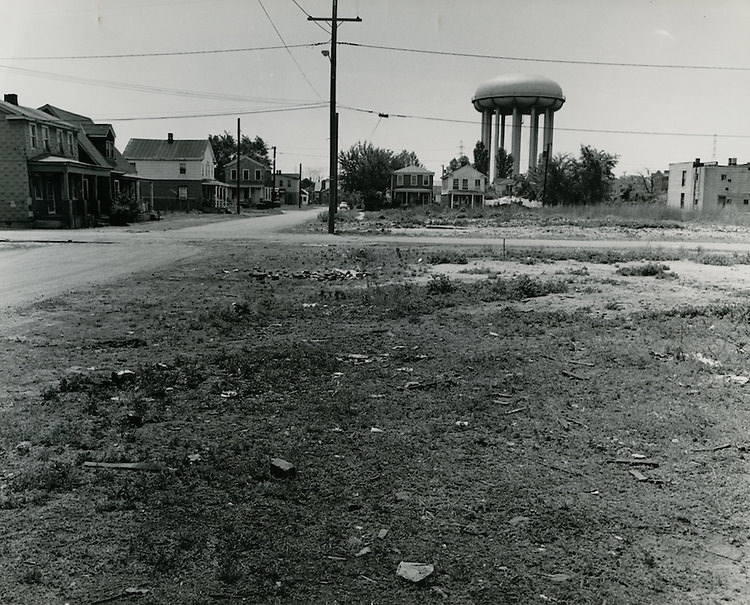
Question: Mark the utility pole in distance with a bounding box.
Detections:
[236,118,241,215]
[308,0,361,234]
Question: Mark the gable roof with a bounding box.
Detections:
[444,164,487,179]
[0,99,76,129]
[38,104,94,125]
[225,154,267,169]
[393,165,433,175]
[124,138,213,161]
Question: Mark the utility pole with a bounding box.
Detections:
[272,145,277,205]
[298,162,302,208]
[236,118,241,214]
[308,1,361,234]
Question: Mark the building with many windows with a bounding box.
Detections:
[667,158,750,212]
[389,165,434,206]
[441,164,488,208]
[224,155,269,207]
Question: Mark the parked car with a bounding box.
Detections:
[338,202,350,211]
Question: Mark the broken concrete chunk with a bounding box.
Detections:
[270,457,296,479]
[377,528,389,539]
[396,561,434,583]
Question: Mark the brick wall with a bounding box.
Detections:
[0,118,33,227]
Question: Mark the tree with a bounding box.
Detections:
[338,141,421,210]
[496,148,514,179]
[473,141,489,176]
[576,145,618,205]
[447,154,470,173]
[209,132,271,181]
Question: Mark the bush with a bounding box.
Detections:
[616,262,670,277]
[110,193,141,226]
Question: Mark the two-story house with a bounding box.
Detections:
[441,164,488,208]
[0,93,114,228]
[274,171,301,206]
[390,165,434,206]
[38,104,146,220]
[224,155,269,207]
[124,134,226,212]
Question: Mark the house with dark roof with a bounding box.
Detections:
[224,155,269,207]
[389,165,435,206]
[38,104,147,222]
[124,134,228,212]
[0,93,117,228]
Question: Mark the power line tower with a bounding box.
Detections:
[308,1,361,234]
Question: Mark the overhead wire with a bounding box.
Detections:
[290,0,331,34]
[257,0,324,101]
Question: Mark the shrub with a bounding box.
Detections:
[616,262,670,277]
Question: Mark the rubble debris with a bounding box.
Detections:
[270,458,296,479]
[83,461,163,472]
[396,561,434,583]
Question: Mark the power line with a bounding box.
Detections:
[0,43,326,62]
[339,41,750,72]
[290,0,331,34]
[257,0,324,101]
[101,103,327,122]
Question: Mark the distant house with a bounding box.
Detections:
[124,134,228,212]
[441,164,487,208]
[274,171,301,206]
[38,104,147,219]
[0,93,117,228]
[224,155,269,207]
[390,165,434,206]
[668,157,750,212]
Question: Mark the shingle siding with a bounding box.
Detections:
[0,118,32,226]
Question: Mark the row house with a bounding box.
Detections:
[0,94,136,228]
[124,134,228,212]
[390,165,434,206]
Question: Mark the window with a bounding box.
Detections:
[287,180,292,187]
[46,177,55,214]
[230,169,237,181]
[83,178,89,201]
[409,174,417,186]
[57,130,64,154]
[178,186,188,199]
[422,175,430,186]
[255,169,261,181]
[745,199,749,205]
[41,126,49,149]
[179,162,186,175]
[680,192,685,208]
[105,140,114,159]
[452,178,459,189]
[681,170,686,186]
[474,179,481,188]
[29,124,37,148]
[68,132,75,155]
[32,175,43,199]
[114,180,120,195]
[721,174,727,181]
[461,179,468,190]
[242,169,249,180]
[397,174,404,186]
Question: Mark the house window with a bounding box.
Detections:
[474,179,481,188]
[680,192,685,207]
[721,174,727,181]
[287,179,292,187]
[461,179,468,190]
[452,178,459,189]
[41,126,49,149]
[32,175,43,199]
[243,169,249,180]
[68,132,75,155]
[410,175,418,186]
[178,186,188,199]
[397,174,404,186]
[681,170,686,186]
[105,140,114,159]
[255,169,261,180]
[83,178,89,200]
[46,177,55,213]
[230,169,237,181]
[29,124,37,148]
[422,175,429,186]
[179,162,186,175]
[745,199,749,205]
[57,130,64,154]
[114,180,120,195]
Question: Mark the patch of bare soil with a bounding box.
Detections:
[4,238,750,603]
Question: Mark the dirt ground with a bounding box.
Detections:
[4,213,750,604]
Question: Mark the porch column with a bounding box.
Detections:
[62,172,72,228]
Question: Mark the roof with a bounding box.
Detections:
[225,155,267,169]
[124,138,212,161]
[393,165,434,175]
[444,164,487,180]
[38,104,95,124]
[81,123,115,138]
[0,99,76,128]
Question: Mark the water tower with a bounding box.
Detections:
[472,73,565,179]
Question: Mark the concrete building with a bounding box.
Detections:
[441,164,487,208]
[472,74,565,180]
[667,158,750,212]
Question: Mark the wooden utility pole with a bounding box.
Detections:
[308,1,361,234]
[236,118,241,214]
[272,146,277,205]
[298,162,303,208]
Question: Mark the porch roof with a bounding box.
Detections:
[28,154,111,175]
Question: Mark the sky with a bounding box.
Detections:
[2,0,750,179]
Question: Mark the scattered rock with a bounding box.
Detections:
[270,458,296,479]
[508,515,531,526]
[355,547,372,557]
[377,529,389,539]
[396,561,434,583]
[111,369,136,384]
[15,441,32,456]
[394,490,411,502]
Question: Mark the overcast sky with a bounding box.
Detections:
[2,0,750,178]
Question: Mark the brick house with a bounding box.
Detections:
[124,134,227,212]
[0,93,118,228]
[390,165,434,206]
[441,164,487,208]
[224,155,269,207]
[38,104,147,220]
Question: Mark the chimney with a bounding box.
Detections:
[729,157,737,166]
[4,94,18,106]
[167,133,174,144]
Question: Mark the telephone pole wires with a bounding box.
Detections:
[308,1,361,234]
